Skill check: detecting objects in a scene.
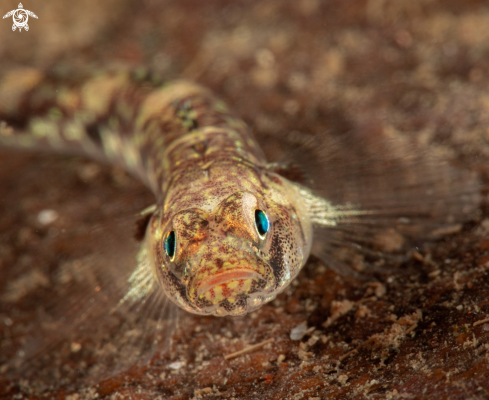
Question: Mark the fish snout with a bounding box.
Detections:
[187,247,275,316]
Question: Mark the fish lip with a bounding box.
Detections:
[196,269,265,297]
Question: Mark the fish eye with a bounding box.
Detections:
[164,231,176,261]
[254,209,270,239]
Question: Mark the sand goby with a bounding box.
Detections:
[0,67,481,379]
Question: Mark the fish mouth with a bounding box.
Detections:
[188,258,275,315]
[197,269,265,297]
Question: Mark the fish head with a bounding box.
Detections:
[148,174,312,316]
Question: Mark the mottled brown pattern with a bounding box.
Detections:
[0,71,266,192]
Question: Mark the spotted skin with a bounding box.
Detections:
[0,68,313,316]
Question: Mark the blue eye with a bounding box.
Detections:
[254,209,270,239]
[164,231,176,260]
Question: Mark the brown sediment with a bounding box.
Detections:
[1,0,489,399]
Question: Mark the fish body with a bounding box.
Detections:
[0,68,313,317]
[0,67,481,380]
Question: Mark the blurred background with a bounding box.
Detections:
[1,1,488,399]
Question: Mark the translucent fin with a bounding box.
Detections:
[263,131,481,275]
[0,194,177,388]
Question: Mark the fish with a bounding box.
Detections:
[0,66,481,384]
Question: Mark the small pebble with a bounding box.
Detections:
[168,360,185,370]
[37,209,58,225]
[71,342,82,353]
[290,321,308,341]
